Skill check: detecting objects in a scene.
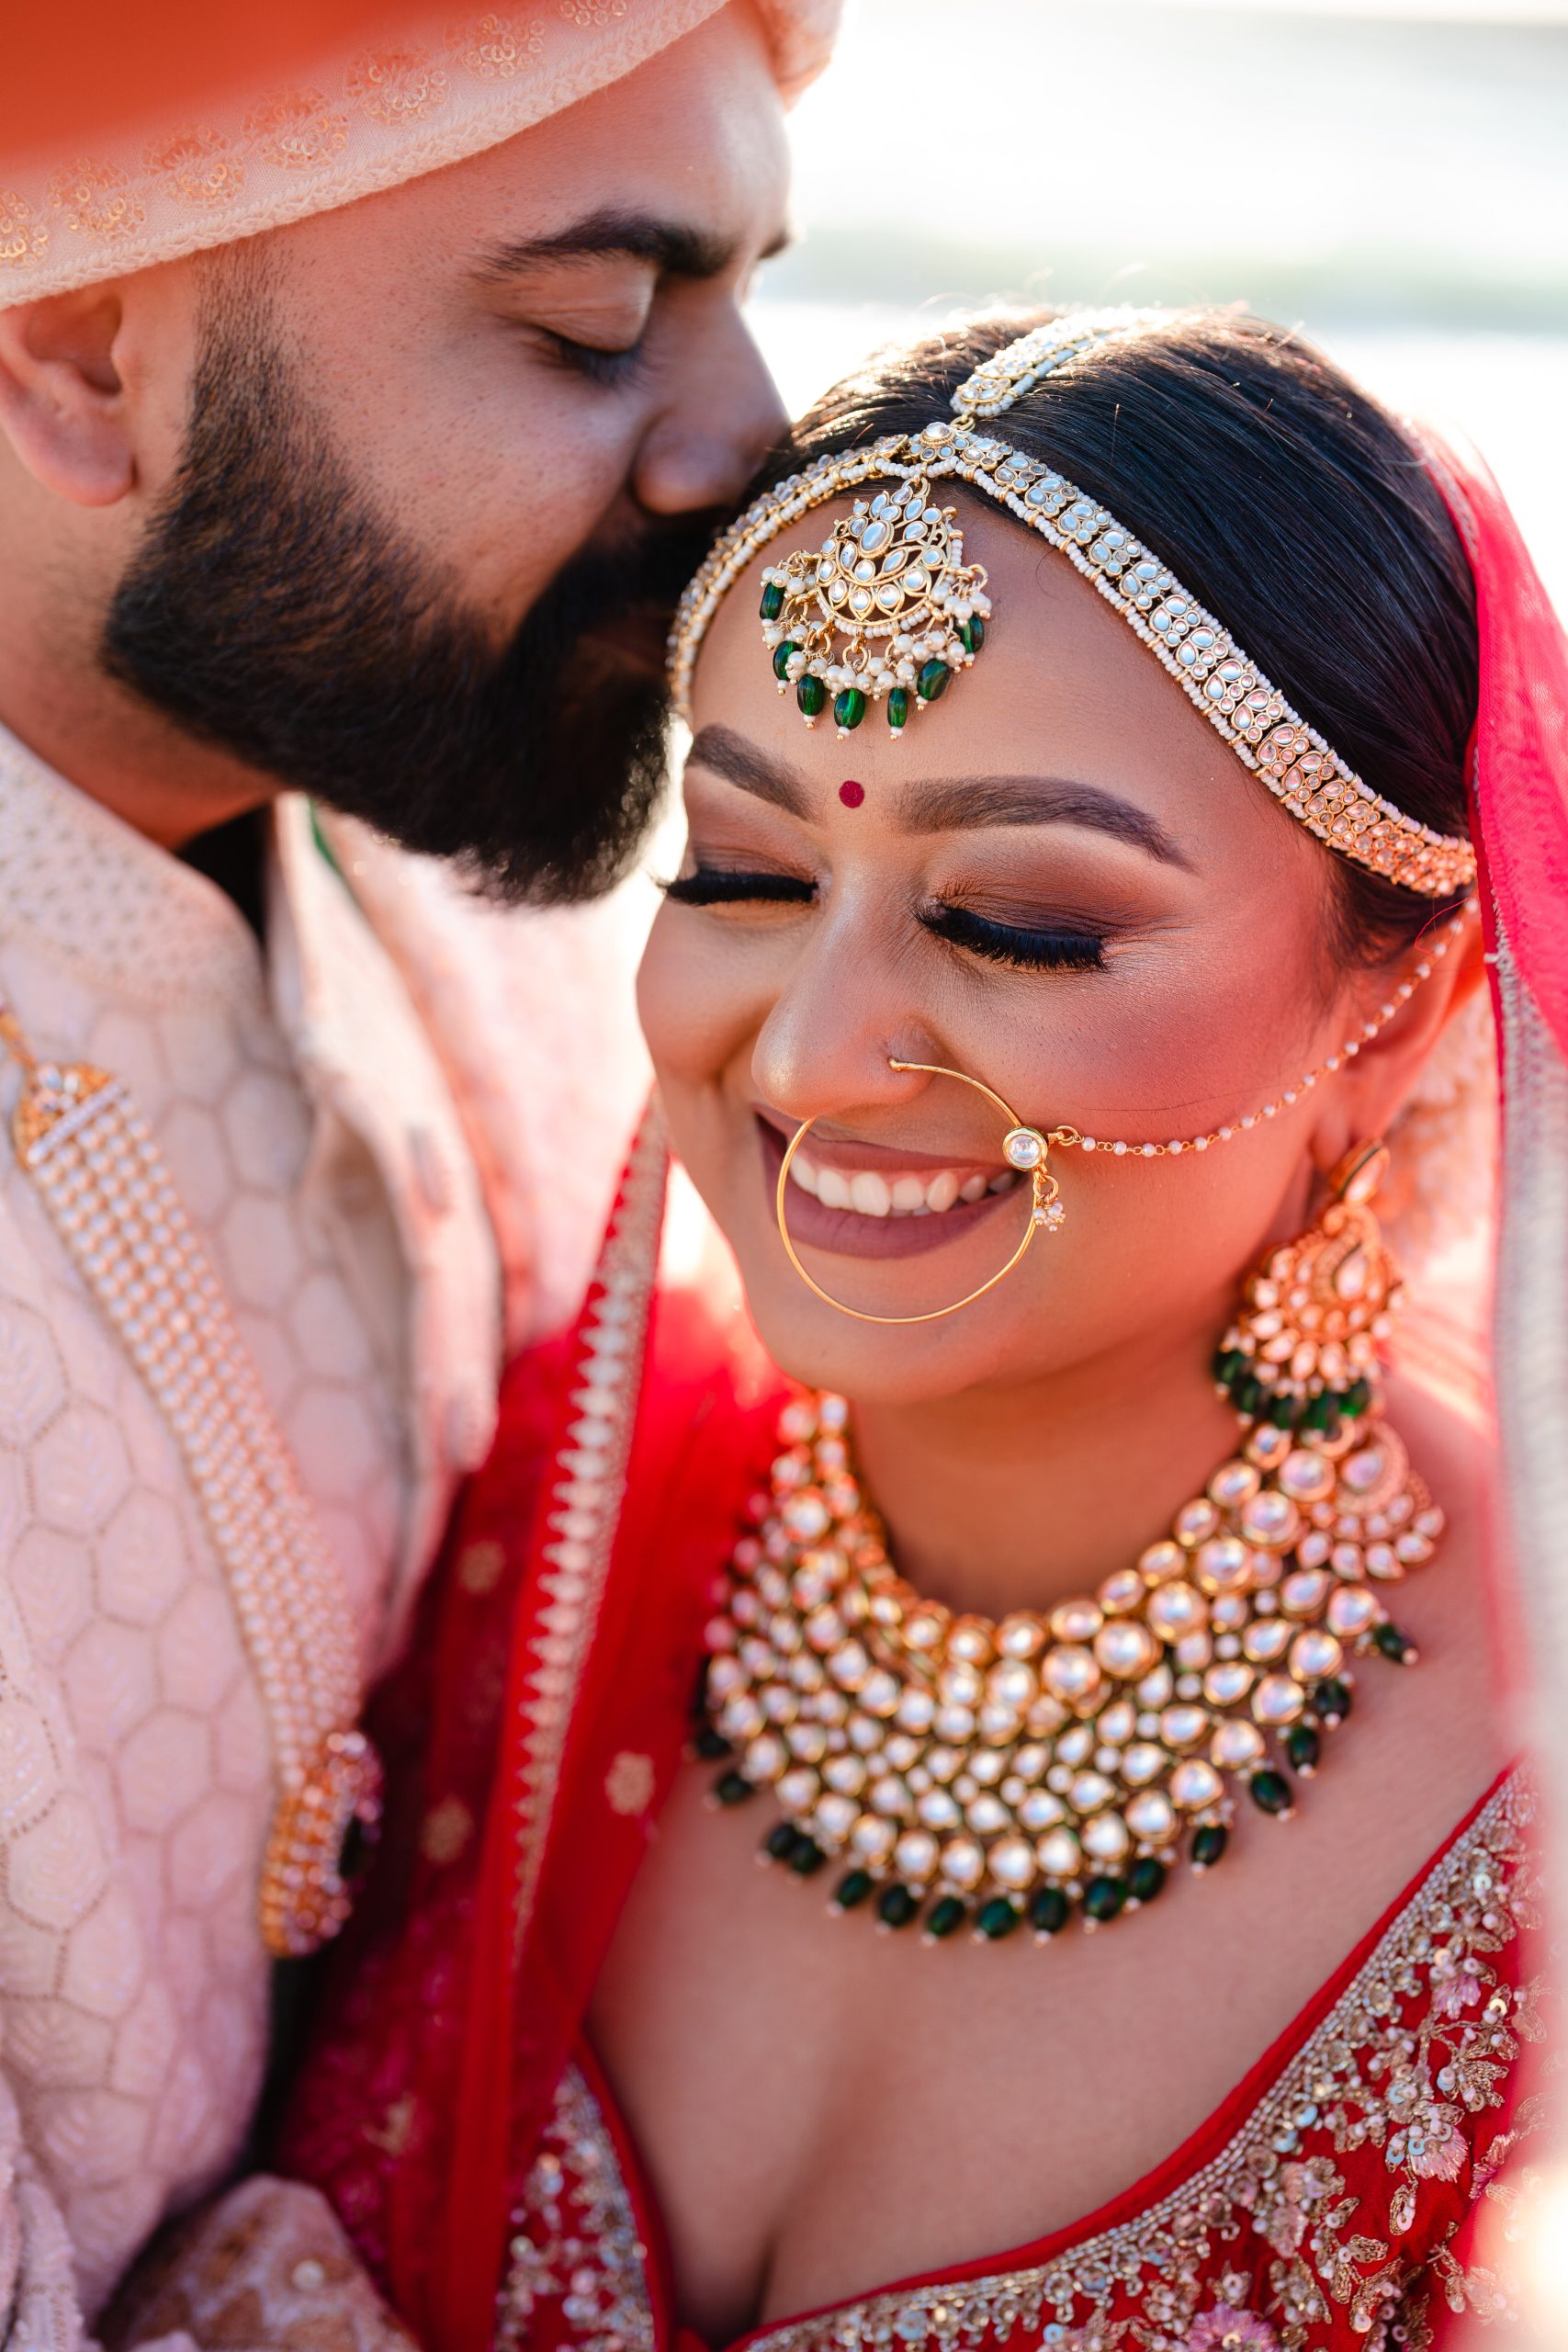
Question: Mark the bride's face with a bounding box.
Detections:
[640,492,1435,1405]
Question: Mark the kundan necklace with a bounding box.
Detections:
[699,1391,1441,1943]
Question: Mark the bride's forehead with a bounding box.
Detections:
[688,493,1230,788]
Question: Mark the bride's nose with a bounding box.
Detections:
[750,953,937,1129]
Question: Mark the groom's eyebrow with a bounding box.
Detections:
[479,208,788,285]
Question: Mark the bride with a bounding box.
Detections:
[275,307,1561,2351]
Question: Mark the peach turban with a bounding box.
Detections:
[0,0,839,305]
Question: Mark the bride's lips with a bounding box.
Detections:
[754,1114,1022,1261]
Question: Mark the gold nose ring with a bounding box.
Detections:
[773,1058,1079,1326]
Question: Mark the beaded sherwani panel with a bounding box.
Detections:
[0,732,501,2324]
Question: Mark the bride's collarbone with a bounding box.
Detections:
[588,1587,1496,2347]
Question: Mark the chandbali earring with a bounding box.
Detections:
[775,1059,1080,1326]
[1214,1138,1401,1436]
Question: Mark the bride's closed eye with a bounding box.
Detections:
[661,866,1108,972]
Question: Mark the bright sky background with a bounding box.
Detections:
[751,0,1568,608]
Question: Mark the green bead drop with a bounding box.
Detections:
[1128,1856,1167,1905]
[833,687,866,732]
[1190,1823,1229,1871]
[1029,1885,1070,1937]
[887,686,909,731]
[715,1770,754,1807]
[1213,1347,1246,1388]
[832,1868,874,1911]
[763,1821,800,1863]
[1343,1376,1372,1418]
[1249,1769,1294,1817]
[787,1836,827,1876]
[694,1724,731,1761]
[1084,1875,1127,1923]
[958,616,986,656]
[1314,1677,1354,1726]
[1269,1391,1299,1429]
[772,640,798,683]
[1286,1723,1323,1775]
[924,1895,967,1940]
[976,1896,1021,1940]
[1373,1622,1416,1664]
[760,581,784,621]
[1235,1375,1265,1419]
[877,1883,919,1929]
[917,659,951,704]
[796,675,826,719]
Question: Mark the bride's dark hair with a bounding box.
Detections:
[775,307,1477,965]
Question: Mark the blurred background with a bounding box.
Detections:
[750,0,1568,614]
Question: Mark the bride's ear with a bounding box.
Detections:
[1305,910,1486,1180]
[0,286,135,506]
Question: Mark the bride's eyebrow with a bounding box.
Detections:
[897,775,1191,868]
[687,725,809,815]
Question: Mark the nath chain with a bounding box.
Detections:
[1068,920,1461,1162]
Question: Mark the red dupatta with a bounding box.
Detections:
[360,1115,789,2352]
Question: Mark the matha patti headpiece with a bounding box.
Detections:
[669,308,1476,900]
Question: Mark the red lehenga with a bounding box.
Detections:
[277,1118,1550,2352]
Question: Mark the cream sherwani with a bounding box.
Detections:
[0,724,649,2339]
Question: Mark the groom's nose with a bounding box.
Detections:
[632,306,787,519]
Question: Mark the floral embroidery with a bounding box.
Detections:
[446,12,547,78]
[244,91,350,174]
[558,0,627,26]
[604,1752,655,1817]
[1185,2308,1280,2351]
[0,190,49,267]
[496,2065,655,2352]
[347,51,452,128]
[47,160,145,240]
[144,126,246,209]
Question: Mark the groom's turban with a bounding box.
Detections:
[0,0,838,305]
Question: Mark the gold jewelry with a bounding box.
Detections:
[1214,1139,1401,1433]
[0,1003,380,1959]
[775,1059,1077,1326]
[669,309,1475,900]
[701,1385,1441,1942]
[773,921,1460,1327]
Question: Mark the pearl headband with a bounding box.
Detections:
[668,309,1476,901]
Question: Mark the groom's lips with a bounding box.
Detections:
[755,1114,1016,1262]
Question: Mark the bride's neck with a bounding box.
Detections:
[849,1325,1243,1621]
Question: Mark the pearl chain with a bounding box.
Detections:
[1069,921,1461,1161]
[2,1010,379,1958]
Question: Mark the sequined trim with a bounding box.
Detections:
[496,2064,657,2352]
[736,1774,1535,2352]
[510,1104,669,1953]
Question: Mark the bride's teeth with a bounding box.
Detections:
[926,1170,961,1214]
[890,1176,927,1215]
[850,1170,893,1217]
[987,1171,1015,1194]
[817,1167,853,1211]
[790,1153,820,1198]
[959,1175,987,1204]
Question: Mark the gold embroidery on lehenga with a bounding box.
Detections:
[500,1781,1537,2352]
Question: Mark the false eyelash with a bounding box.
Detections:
[661,868,817,906]
[919,902,1107,973]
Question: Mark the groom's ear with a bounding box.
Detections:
[0,287,136,505]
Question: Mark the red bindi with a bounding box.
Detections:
[839,780,865,808]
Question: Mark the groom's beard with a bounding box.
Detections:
[102,310,718,903]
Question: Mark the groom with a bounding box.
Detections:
[0,2,832,2336]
